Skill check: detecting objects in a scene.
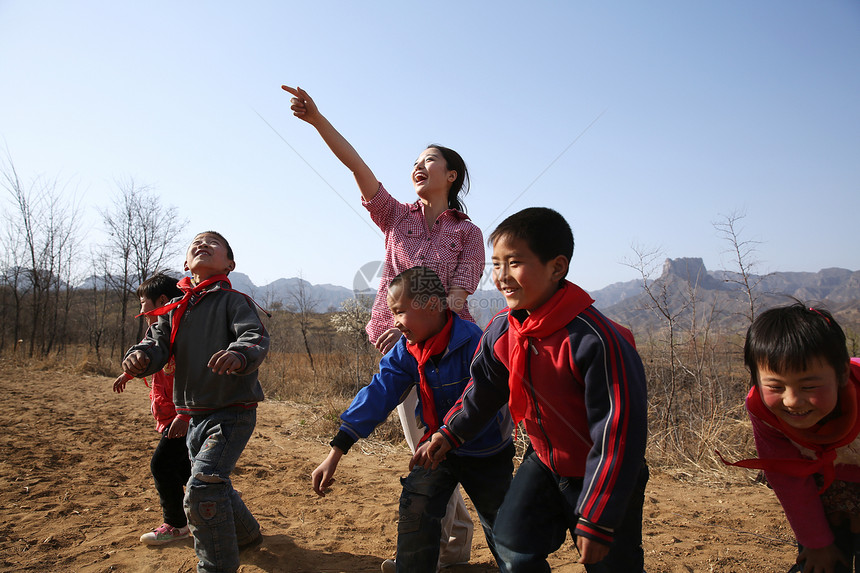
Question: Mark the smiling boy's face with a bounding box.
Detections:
[386,283,445,345]
[491,234,568,314]
[184,233,235,283]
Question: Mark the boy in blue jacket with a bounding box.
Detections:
[312,266,513,573]
[415,208,648,572]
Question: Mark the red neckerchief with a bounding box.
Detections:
[506,281,593,425]
[405,310,454,443]
[145,275,231,347]
[720,360,860,493]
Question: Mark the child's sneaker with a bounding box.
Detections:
[140,523,190,545]
[380,559,396,573]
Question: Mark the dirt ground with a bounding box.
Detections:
[0,360,799,572]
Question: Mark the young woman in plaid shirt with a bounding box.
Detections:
[283,85,485,570]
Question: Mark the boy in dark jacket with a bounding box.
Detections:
[414,208,648,572]
[123,231,269,573]
[312,266,514,573]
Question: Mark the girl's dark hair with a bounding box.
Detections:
[744,303,850,387]
[137,272,182,302]
[428,144,470,213]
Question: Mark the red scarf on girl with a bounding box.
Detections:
[405,310,454,443]
[506,281,593,425]
[144,275,231,347]
[721,360,860,493]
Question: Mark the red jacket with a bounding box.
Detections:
[145,356,188,433]
[442,283,647,544]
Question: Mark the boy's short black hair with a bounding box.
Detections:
[744,303,850,387]
[388,266,448,309]
[196,230,234,261]
[489,207,574,276]
[137,272,182,302]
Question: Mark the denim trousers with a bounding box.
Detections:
[152,429,191,528]
[493,448,648,573]
[184,406,260,573]
[396,443,515,573]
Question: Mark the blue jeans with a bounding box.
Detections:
[184,407,260,573]
[494,448,648,573]
[396,443,515,573]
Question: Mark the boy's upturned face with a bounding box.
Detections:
[185,233,235,282]
[386,284,445,345]
[491,234,567,313]
[757,357,840,430]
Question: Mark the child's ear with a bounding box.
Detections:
[550,255,569,282]
[155,294,170,307]
[226,260,236,273]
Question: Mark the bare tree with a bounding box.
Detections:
[83,249,116,365]
[1,153,82,356]
[100,178,186,353]
[331,295,372,389]
[624,245,693,432]
[286,273,319,373]
[714,210,766,325]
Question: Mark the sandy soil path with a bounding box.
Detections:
[0,361,797,572]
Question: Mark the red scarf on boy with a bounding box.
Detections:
[721,360,860,493]
[405,310,454,443]
[506,281,593,425]
[144,275,230,347]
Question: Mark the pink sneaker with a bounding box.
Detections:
[140,523,190,545]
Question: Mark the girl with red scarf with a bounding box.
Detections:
[725,304,860,573]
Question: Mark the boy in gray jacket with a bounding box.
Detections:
[123,231,269,573]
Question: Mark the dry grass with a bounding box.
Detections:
[20,335,761,484]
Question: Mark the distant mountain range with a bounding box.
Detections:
[225,259,860,334]
[74,259,860,334]
[599,258,860,334]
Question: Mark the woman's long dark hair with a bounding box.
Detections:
[428,144,470,213]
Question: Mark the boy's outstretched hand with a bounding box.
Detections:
[122,350,150,377]
[410,432,452,471]
[112,372,132,393]
[208,350,242,375]
[312,448,344,497]
[282,85,321,125]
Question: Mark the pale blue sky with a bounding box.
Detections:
[1,1,858,292]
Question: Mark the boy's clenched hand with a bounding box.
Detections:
[576,537,610,565]
[167,416,190,439]
[122,350,150,377]
[208,350,242,375]
[410,432,451,471]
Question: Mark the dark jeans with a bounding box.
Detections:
[396,443,515,573]
[152,429,191,528]
[493,448,648,573]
